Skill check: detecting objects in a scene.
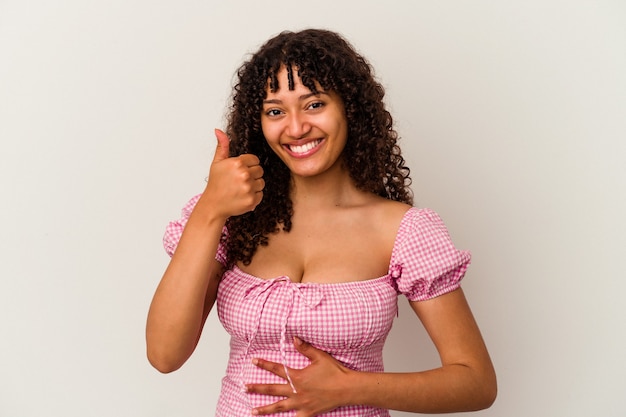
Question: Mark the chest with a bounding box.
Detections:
[241,212,397,283]
[216,270,399,351]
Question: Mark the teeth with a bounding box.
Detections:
[289,140,321,154]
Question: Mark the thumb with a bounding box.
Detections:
[213,128,230,162]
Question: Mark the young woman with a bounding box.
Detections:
[146,29,496,417]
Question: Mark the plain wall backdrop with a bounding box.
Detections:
[1,1,624,416]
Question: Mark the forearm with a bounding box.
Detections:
[347,362,497,413]
[146,200,226,372]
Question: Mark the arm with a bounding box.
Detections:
[352,288,497,412]
[146,129,264,373]
[145,205,226,374]
[248,288,496,415]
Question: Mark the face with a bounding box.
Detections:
[261,66,348,179]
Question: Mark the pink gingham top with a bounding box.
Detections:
[164,195,471,417]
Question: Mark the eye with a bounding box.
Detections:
[307,101,325,110]
[265,108,283,117]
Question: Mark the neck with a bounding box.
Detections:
[290,164,363,210]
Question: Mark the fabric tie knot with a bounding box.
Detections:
[243,276,324,309]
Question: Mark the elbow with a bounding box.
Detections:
[478,380,497,410]
[146,347,185,374]
[475,369,498,410]
[149,360,180,374]
[145,326,198,373]
[458,360,497,411]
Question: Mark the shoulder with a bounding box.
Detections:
[368,196,412,226]
[391,206,470,269]
[354,197,412,247]
[389,207,472,301]
[394,206,457,248]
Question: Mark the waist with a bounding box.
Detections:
[217,374,391,417]
[227,343,385,381]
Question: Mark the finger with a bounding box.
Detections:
[239,153,261,167]
[254,178,266,193]
[293,336,323,361]
[248,165,264,181]
[246,382,293,397]
[250,398,293,416]
[252,358,290,379]
[213,128,230,162]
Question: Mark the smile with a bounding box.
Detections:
[286,139,323,156]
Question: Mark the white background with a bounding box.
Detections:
[1,1,625,416]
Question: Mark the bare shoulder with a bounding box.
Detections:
[369,196,412,226]
[360,196,412,242]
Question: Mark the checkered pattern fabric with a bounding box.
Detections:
[164,195,471,416]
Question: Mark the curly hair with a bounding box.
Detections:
[223,28,412,267]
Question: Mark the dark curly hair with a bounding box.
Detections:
[223,28,412,268]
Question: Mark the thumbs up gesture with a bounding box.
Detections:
[203,129,265,219]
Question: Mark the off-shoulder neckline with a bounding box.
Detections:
[225,207,429,286]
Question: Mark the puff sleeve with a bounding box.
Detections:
[389,208,471,302]
[162,194,228,266]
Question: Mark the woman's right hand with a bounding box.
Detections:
[202,129,264,219]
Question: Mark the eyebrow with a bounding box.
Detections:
[263,91,328,105]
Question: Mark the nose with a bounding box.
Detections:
[285,112,312,139]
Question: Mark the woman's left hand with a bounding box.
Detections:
[246,337,354,417]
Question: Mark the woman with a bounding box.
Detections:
[146,29,496,416]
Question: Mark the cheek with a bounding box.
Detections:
[335,119,348,146]
[261,121,279,144]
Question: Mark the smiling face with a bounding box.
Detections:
[261,66,348,179]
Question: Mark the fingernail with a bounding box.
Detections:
[251,409,259,415]
[293,336,303,346]
[251,358,258,365]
